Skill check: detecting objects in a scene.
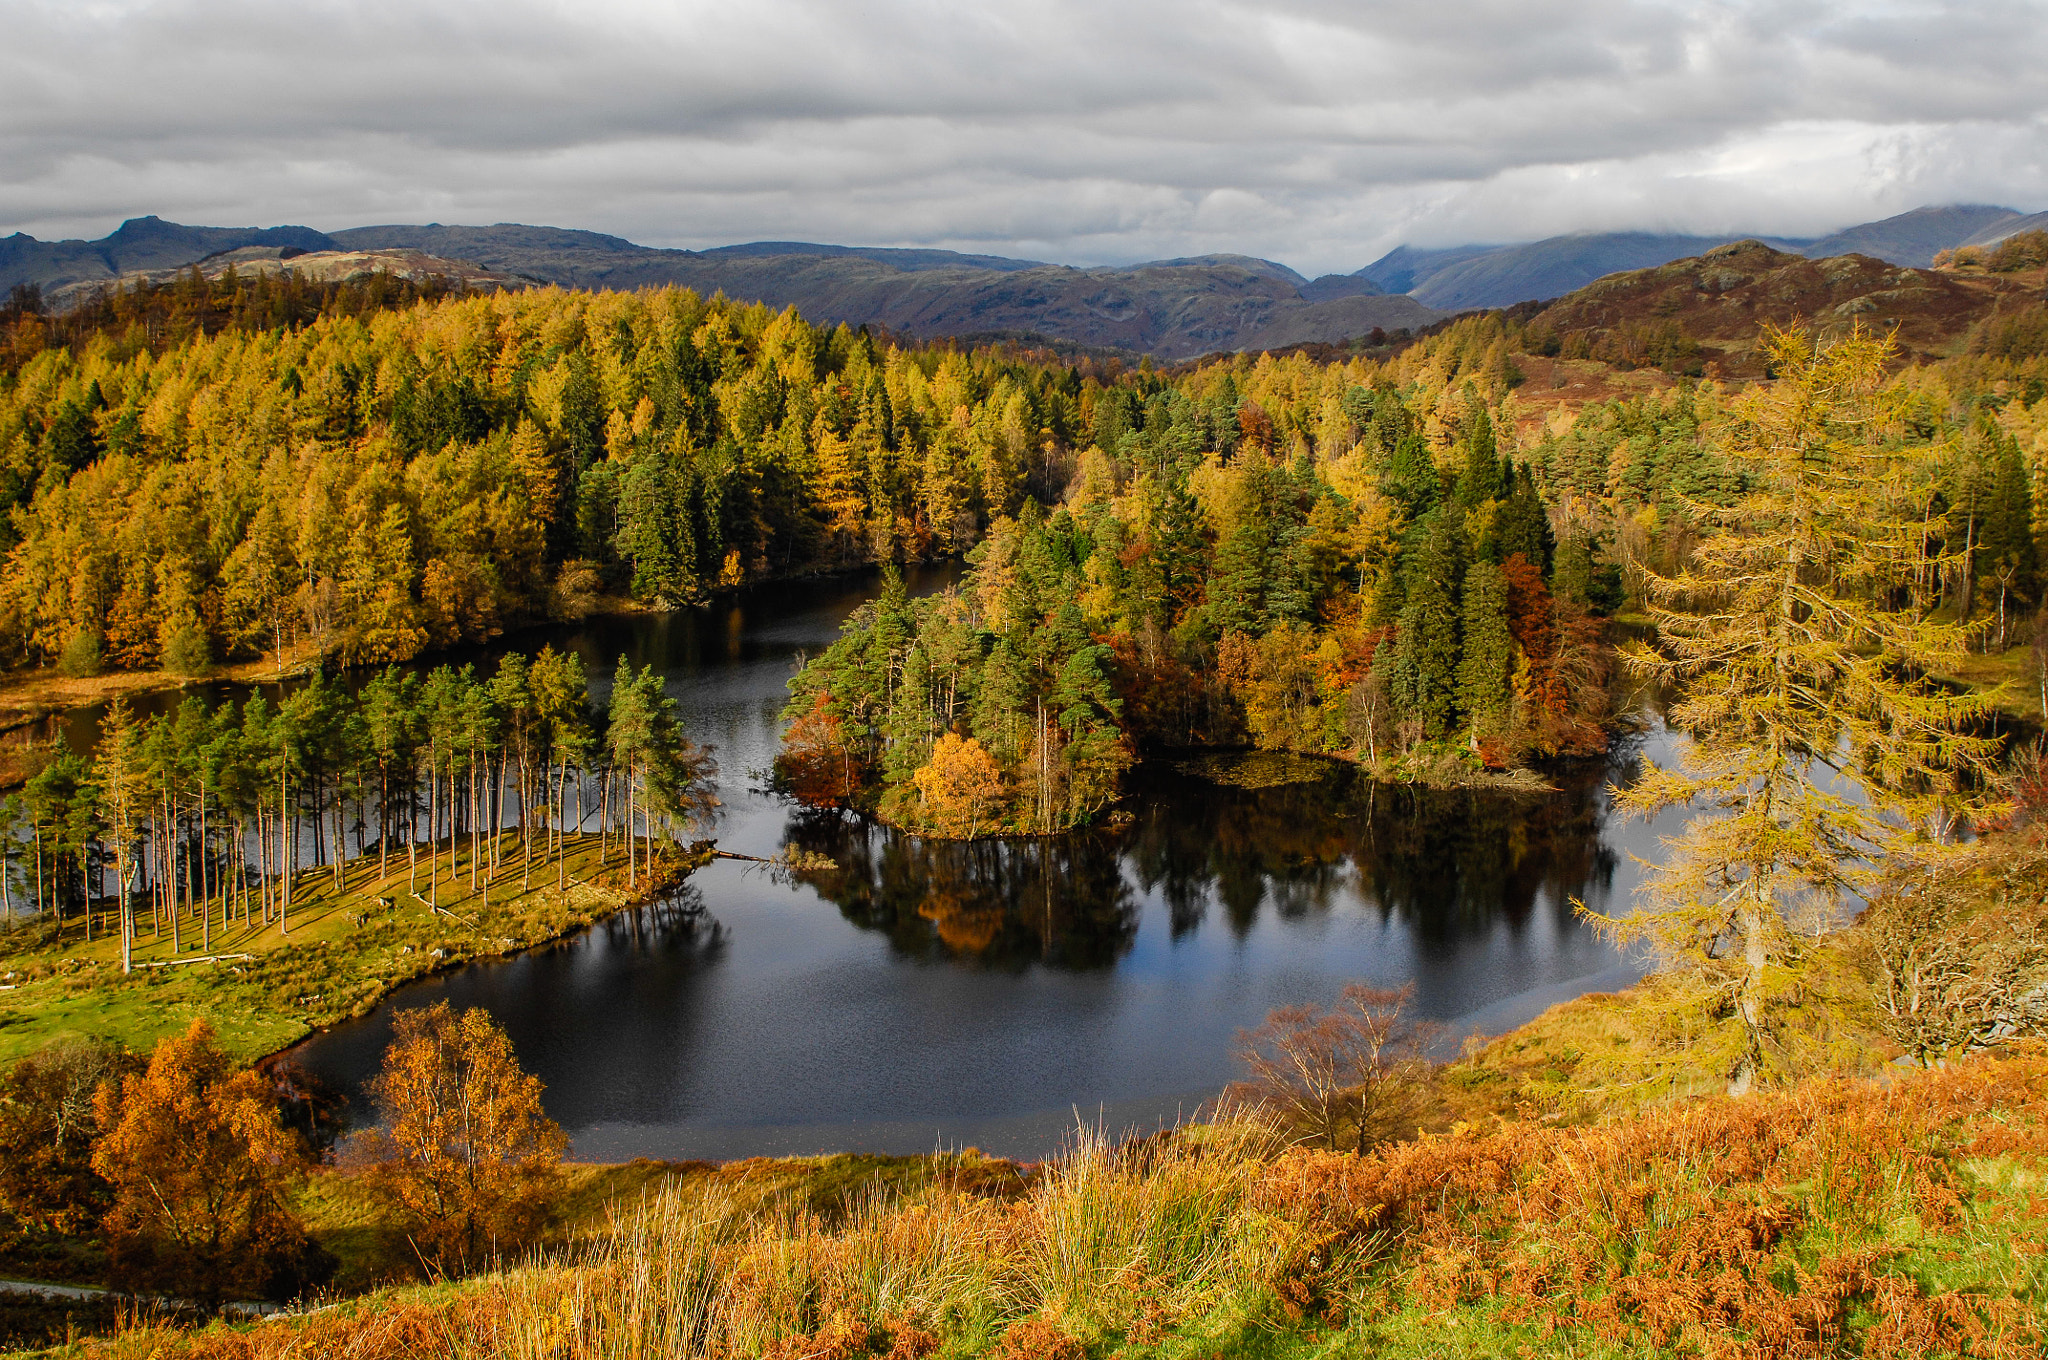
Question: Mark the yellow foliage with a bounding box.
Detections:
[911,733,1006,839]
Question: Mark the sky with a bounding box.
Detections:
[4,0,2046,277]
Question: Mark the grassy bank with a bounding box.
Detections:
[0,833,705,1066]
[45,1046,2047,1360]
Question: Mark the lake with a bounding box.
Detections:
[86,565,1680,1160]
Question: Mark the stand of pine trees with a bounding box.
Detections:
[0,648,711,964]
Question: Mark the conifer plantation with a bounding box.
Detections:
[2,647,711,965]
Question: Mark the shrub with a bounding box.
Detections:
[57,628,102,678]
[159,621,213,678]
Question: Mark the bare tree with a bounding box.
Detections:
[1863,844,2048,1064]
[1228,984,1438,1153]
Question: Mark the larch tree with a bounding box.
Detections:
[1600,326,2003,1092]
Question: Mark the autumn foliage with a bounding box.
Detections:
[90,1021,315,1308]
[909,733,1007,840]
[350,1003,567,1276]
[82,1047,2048,1359]
[776,690,868,807]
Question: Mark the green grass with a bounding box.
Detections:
[0,833,704,1065]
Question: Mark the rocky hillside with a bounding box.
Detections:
[38,244,530,311]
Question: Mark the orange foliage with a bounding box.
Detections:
[1502,551,1609,757]
[349,1003,567,1276]
[90,1021,311,1309]
[778,690,867,806]
[1257,1052,2048,1359]
[910,733,1006,839]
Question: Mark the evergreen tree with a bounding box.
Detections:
[1496,463,1554,572]
[1978,429,2038,646]
[1456,560,1515,743]
[1386,510,1465,740]
[1453,408,1501,507]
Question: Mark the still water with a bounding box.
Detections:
[110,565,1677,1161]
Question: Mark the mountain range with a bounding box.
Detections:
[3,202,2042,358]
[1357,205,2046,311]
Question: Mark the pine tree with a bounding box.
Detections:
[1386,510,1465,740]
[1600,327,2003,1091]
[1496,463,1554,572]
[93,699,146,972]
[1456,560,1514,744]
[1978,429,2038,648]
[1453,408,1501,507]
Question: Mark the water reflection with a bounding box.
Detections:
[785,810,1140,970]
[783,755,1622,974]
[267,566,1678,1161]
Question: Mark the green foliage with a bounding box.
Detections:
[57,628,103,678]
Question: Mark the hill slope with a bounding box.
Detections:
[1360,205,2036,311]
[3,219,1439,357]
[1525,238,2037,374]
[1801,203,2025,266]
[1407,232,1817,310]
[329,225,1435,357]
[0,216,337,296]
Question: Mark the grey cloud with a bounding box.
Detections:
[3,0,2045,276]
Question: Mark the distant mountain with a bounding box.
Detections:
[1392,233,1815,311]
[1355,205,2039,312]
[1960,210,2048,250]
[1355,244,1502,296]
[0,215,337,294]
[326,224,1055,280]
[1799,205,2024,268]
[38,244,531,311]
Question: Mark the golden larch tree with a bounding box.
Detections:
[1600,326,2003,1091]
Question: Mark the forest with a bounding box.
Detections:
[0,265,2045,1353]
[0,274,1103,676]
[0,646,712,969]
[4,271,2042,842]
[775,312,2045,837]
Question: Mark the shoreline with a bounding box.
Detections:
[0,555,968,789]
[253,842,715,1074]
[0,836,714,1069]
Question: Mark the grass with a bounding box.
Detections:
[0,833,705,1065]
[43,1046,2048,1359]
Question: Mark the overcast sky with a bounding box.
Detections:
[4,0,2045,275]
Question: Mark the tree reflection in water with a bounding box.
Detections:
[783,811,1138,970]
[591,882,727,962]
[783,753,1622,970]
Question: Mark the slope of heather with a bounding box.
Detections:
[1527,238,2035,373]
